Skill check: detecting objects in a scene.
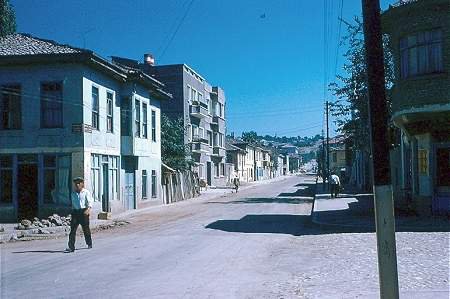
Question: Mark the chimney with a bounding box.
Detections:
[144,53,155,66]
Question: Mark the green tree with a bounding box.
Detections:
[242,130,258,143]
[0,0,16,37]
[329,16,394,152]
[160,114,193,171]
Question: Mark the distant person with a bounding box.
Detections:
[66,177,93,252]
[233,174,240,193]
[330,173,341,198]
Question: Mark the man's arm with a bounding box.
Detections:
[84,190,94,215]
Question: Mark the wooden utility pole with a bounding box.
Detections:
[361,0,399,298]
[326,101,330,187]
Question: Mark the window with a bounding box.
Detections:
[151,170,157,198]
[106,91,113,133]
[109,157,119,201]
[151,110,156,142]
[418,149,428,174]
[142,170,148,199]
[1,85,21,130]
[0,156,12,203]
[400,29,443,78]
[192,124,199,139]
[215,102,220,117]
[220,163,225,177]
[214,163,219,177]
[213,132,218,147]
[41,82,63,128]
[207,131,213,146]
[207,99,213,115]
[198,127,204,139]
[333,152,337,163]
[142,103,148,138]
[91,86,99,130]
[219,133,224,147]
[135,99,140,137]
[121,97,131,136]
[91,155,100,202]
[191,89,197,103]
[198,92,203,103]
[43,155,71,204]
[186,85,191,101]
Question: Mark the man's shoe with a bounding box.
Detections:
[65,248,75,253]
[87,245,92,249]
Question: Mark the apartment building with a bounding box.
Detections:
[141,63,228,187]
[0,34,170,221]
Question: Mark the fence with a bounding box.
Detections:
[162,169,199,204]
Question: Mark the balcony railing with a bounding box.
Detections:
[211,115,225,129]
[191,142,209,153]
[212,146,226,157]
[190,105,208,118]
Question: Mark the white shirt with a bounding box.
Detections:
[71,188,94,210]
[331,174,340,185]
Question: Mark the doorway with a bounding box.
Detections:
[18,164,38,220]
[207,162,212,186]
[124,172,135,210]
[433,147,450,215]
[102,163,110,212]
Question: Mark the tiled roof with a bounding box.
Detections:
[0,33,85,56]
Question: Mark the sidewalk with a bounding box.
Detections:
[0,174,294,243]
[311,180,450,232]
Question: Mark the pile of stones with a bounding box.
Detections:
[16,214,71,234]
[97,220,130,230]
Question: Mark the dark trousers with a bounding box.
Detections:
[68,209,92,250]
[330,184,339,198]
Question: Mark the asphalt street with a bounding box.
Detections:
[0,175,448,299]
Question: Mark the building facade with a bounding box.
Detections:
[142,64,228,187]
[383,0,450,215]
[0,34,170,221]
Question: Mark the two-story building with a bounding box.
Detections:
[225,142,247,182]
[0,34,170,221]
[383,0,450,215]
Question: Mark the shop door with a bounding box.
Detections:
[17,164,38,220]
[433,147,450,215]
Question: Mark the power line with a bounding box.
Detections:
[159,0,195,60]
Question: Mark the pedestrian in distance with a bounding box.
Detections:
[330,173,341,198]
[233,175,240,193]
[66,177,93,252]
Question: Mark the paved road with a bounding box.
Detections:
[1,175,448,298]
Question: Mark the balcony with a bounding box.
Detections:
[211,146,226,158]
[191,142,210,153]
[210,115,225,129]
[190,104,208,118]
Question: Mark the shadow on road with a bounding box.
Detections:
[12,248,90,254]
[207,197,313,205]
[205,214,374,236]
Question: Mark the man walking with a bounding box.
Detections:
[66,177,93,252]
[330,173,341,198]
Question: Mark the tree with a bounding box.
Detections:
[0,0,16,37]
[242,131,258,143]
[329,16,394,152]
[160,114,193,171]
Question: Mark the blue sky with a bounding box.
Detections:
[11,0,396,137]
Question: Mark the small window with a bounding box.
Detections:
[142,170,148,199]
[142,103,148,138]
[151,170,157,198]
[151,110,156,142]
[135,99,141,137]
[41,82,63,128]
[106,91,113,133]
[91,86,99,130]
[1,85,21,130]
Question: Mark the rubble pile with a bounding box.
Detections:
[16,214,71,232]
[97,220,130,230]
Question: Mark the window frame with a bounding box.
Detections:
[135,99,141,137]
[1,84,21,130]
[142,103,148,139]
[106,90,114,133]
[91,85,99,130]
[142,169,148,199]
[41,81,63,129]
[151,110,156,142]
[151,170,157,198]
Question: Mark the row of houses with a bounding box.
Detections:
[0,33,229,222]
[226,138,302,183]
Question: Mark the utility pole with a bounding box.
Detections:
[326,101,330,190]
[361,0,399,298]
[321,128,326,187]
